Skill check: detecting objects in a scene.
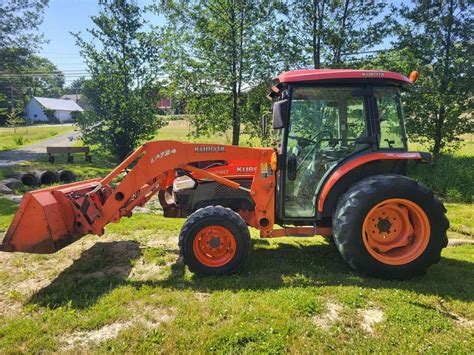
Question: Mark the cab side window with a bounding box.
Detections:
[375,87,406,149]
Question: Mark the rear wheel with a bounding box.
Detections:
[333,174,448,279]
[179,206,251,275]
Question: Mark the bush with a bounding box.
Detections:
[408,154,474,203]
[43,109,60,124]
[13,135,24,146]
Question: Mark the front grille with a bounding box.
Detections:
[212,179,251,199]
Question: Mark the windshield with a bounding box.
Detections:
[375,87,407,149]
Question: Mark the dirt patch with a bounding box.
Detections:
[448,239,474,247]
[140,305,177,327]
[312,302,342,330]
[434,302,474,329]
[62,305,177,350]
[0,297,24,318]
[194,291,211,300]
[14,277,53,294]
[358,308,384,334]
[455,316,474,328]
[62,321,134,350]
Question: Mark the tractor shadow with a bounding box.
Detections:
[29,241,141,309]
[29,238,473,309]
[151,239,474,303]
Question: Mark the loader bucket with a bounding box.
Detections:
[0,178,101,254]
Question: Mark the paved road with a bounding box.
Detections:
[0,129,79,167]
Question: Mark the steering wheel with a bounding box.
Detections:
[289,130,334,148]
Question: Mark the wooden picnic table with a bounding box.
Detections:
[46,146,91,163]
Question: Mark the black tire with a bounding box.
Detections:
[18,172,39,187]
[179,205,251,276]
[333,174,448,280]
[58,170,75,183]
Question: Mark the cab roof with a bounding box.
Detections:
[277,69,412,85]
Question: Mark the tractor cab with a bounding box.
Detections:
[269,70,414,222]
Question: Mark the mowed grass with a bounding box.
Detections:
[0,125,74,151]
[0,201,473,353]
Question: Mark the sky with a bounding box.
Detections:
[38,0,164,85]
[38,0,405,86]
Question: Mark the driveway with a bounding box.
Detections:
[0,129,79,167]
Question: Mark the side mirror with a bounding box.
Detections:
[287,154,297,181]
[272,99,288,129]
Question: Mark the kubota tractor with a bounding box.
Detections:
[1,69,449,279]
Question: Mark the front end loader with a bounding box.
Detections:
[1,69,449,280]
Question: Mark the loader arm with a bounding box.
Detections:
[1,141,276,253]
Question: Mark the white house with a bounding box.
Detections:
[25,97,84,123]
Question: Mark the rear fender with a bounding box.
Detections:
[317,152,428,218]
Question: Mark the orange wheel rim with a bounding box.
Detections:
[362,198,430,266]
[193,226,237,267]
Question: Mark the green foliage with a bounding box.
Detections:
[0,1,63,125]
[43,109,59,124]
[391,1,473,158]
[63,77,86,95]
[158,0,281,145]
[0,0,48,49]
[287,0,391,68]
[13,135,24,146]
[0,48,65,125]
[5,109,25,134]
[409,154,474,204]
[73,0,164,161]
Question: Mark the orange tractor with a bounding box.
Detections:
[1,69,448,279]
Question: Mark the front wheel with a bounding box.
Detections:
[179,206,251,275]
[333,174,448,280]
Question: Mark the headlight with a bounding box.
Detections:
[173,175,197,191]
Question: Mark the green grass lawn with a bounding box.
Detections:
[0,202,472,353]
[0,125,75,152]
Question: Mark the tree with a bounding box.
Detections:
[73,0,164,161]
[287,0,390,68]
[5,109,25,134]
[0,0,49,49]
[43,108,59,123]
[159,0,281,145]
[0,0,53,125]
[63,77,86,95]
[0,48,65,124]
[394,0,473,159]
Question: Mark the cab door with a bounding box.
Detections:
[282,86,371,219]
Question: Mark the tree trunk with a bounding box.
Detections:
[432,107,445,160]
[231,83,240,146]
[312,0,319,69]
[432,0,454,161]
[312,0,325,69]
[234,2,245,146]
[334,0,350,65]
[230,4,240,146]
